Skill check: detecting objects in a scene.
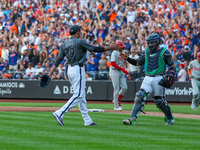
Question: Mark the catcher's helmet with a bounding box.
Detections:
[116,41,125,49]
[146,33,160,53]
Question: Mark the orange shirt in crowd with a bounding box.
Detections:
[181,37,189,45]
[110,12,117,22]
[53,50,59,55]
[179,1,186,6]
[65,32,70,36]
[173,47,177,52]
[0,47,2,57]
[40,33,46,40]
[28,45,38,50]
[56,3,62,8]
[98,4,102,10]
[48,17,52,21]
[10,25,18,34]
[48,9,55,14]
[174,24,179,29]
[184,38,188,45]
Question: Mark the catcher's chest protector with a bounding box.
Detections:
[145,48,166,75]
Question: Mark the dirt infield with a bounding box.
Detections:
[0,106,199,119]
[0,99,191,105]
[0,99,199,119]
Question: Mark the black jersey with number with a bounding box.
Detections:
[58,37,95,65]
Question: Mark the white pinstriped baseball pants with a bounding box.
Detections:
[55,64,93,126]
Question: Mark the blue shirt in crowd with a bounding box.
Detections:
[3,10,11,18]
[87,57,98,71]
[0,63,5,71]
[9,52,18,65]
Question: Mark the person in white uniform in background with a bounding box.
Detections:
[110,41,128,111]
[188,52,200,110]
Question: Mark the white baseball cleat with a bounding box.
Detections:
[52,112,64,126]
[114,106,122,111]
[191,104,198,110]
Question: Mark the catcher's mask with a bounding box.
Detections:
[146,33,160,53]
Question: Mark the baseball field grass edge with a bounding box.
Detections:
[0,102,199,115]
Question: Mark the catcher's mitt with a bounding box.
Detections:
[39,74,51,88]
[158,75,174,88]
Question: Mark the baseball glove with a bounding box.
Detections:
[39,74,51,88]
[158,74,174,88]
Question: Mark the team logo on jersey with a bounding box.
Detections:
[194,66,200,71]
[150,53,156,57]
[54,86,61,94]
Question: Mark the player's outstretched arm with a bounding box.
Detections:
[104,43,122,51]
[120,53,139,66]
[92,44,121,53]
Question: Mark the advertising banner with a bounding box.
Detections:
[0,80,193,102]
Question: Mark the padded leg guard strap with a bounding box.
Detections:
[155,97,172,119]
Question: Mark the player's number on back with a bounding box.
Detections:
[65,46,75,61]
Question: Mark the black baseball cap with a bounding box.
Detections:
[69,25,81,35]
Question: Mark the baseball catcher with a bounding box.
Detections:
[120,33,175,125]
[39,74,51,88]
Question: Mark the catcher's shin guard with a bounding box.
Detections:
[154,96,172,119]
[130,89,147,118]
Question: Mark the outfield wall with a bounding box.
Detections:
[0,80,193,103]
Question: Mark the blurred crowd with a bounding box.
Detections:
[0,0,200,81]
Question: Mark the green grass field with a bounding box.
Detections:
[0,102,200,150]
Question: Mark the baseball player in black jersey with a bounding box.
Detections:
[49,25,121,126]
[120,33,176,125]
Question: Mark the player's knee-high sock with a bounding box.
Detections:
[118,94,123,106]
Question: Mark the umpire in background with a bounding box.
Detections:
[49,25,121,126]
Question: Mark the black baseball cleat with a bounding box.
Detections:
[90,122,97,126]
[85,122,97,126]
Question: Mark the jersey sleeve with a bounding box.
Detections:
[188,61,193,69]
[163,49,174,66]
[136,51,145,65]
[80,39,95,52]
[110,51,118,62]
[57,44,65,59]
